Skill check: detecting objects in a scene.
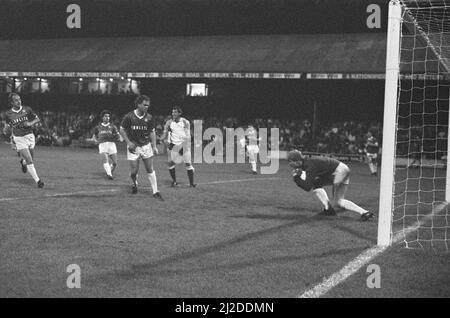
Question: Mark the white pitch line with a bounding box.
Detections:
[0,177,282,202]
[298,201,449,298]
[201,177,281,185]
[0,188,120,202]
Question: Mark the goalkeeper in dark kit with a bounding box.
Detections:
[287,150,374,221]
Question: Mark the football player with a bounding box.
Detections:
[287,150,373,221]
[161,106,196,187]
[2,93,44,188]
[239,124,260,174]
[7,134,26,173]
[408,132,422,168]
[93,110,121,180]
[119,95,164,200]
[365,131,379,176]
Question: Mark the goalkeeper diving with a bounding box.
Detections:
[287,150,374,221]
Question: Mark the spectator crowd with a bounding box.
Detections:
[0,110,387,156]
[2,110,447,161]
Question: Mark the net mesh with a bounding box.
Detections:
[393,0,449,250]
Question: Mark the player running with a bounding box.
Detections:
[7,135,26,172]
[365,131,379,176]
[93,110,121,180]
[161,106,196,187]
[1,93,44,188]
[287,150,373,221]
[119,95,164,200]
[240,124,260,174]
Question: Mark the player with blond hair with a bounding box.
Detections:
[2,93,44,188]
[119,95,164,200]
[287,150,373,221]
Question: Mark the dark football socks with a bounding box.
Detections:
[187,169,194,185]
[169,167,176,183]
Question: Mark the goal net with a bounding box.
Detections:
[380,0,450,250]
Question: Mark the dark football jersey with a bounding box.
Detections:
[366,136,379,154]
[3,106,38,137]
[94,123,119,143]
[294,156,340,191]
[120,110,155,146]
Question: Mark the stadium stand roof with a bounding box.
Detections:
[0,32,439,77]
[0,33,388,74]
[0,0,387,39]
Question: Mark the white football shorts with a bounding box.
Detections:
[168,143,192,164]
[13,133,35,151]
[98,142,117,155]
[247,145,259,154]
[332,162,350,185]
[127,143,154,161]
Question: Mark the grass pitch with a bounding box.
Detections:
[0,144,448,297]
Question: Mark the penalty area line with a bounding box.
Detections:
[0,177,282,202]
[298,201,449,298]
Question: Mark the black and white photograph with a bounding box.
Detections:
[0,0,449,302]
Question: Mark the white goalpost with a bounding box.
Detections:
[379,0,450,250]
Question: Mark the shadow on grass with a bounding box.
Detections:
[122,246,366,279]
[103,214,371,281]
[232,211,376,242]
[332,223,377,244]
